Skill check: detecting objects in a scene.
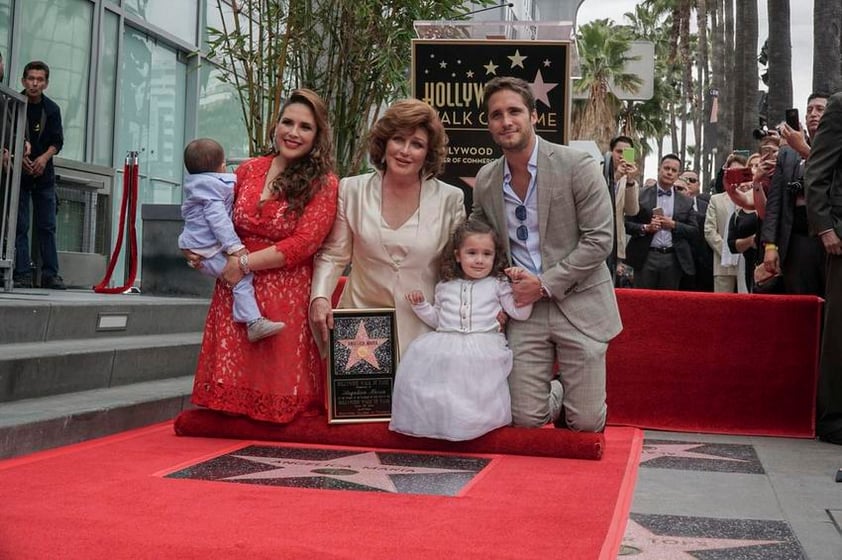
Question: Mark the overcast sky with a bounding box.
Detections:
[576,1,816,117]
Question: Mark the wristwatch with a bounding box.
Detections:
[238,253,251,275]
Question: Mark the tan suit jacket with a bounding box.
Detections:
[614,175,639,260]
[704,192,739,276]
[311,172,465,356]
[472,138,622,342]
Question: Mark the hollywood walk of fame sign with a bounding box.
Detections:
[327,309,398,423]
[411,39,570,210]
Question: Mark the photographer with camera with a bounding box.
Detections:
[760,92,830,296]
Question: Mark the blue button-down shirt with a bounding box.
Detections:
[503,142,542,275]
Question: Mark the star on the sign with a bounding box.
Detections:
[641,443,749,464]
[621,520,783,558]
[529,69,558,108]
[439,60,447,69]
[543,59,552,67]
[225,452,475,493]
[466,70,474,78]
[508,49,527,68]
[338,322,388,370]
[461,177,476,190]
[483,60,498,75]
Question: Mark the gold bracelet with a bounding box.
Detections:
[765,243,778,251]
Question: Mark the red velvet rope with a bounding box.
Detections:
[93,154,139,294]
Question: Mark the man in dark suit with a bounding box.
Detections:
[761,92,829,296]
[472,77,622,432]
[804,91,842,445]
[677,170,713,291]
[624,154,699,290]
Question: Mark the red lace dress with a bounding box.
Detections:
[191,155,338,423]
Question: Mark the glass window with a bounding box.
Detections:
[124,0,198,46]
[115,26,187,283]
[18,0,93,162]
[198,61,249,160]
[94,9,119,167]
[117,27,186,187]
[0,0,11,86]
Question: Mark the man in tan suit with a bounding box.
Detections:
[603,135,640,283]
[471,77,622,432]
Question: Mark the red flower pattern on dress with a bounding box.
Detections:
[191,155,338,423]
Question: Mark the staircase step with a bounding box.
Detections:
[0,289,209,344]
[0,333,203,403]
[0,376,195,459]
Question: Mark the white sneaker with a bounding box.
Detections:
[247,318,285,342]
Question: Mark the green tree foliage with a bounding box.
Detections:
[206,0,491,176]
[571,18,642,152]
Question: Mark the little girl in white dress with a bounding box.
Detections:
[389,219,532,441]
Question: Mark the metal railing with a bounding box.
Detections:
[0,84,27,291]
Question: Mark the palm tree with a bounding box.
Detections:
[732,0,758,151]
[765,0,793,126]
[695,0,709,177]
[571,19,643,152]
[813,0,842,93]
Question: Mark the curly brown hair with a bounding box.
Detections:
[439,218,508,282]
[368,99,448,179]
[269,88,335,217]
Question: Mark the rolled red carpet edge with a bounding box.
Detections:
[174,408,605,460]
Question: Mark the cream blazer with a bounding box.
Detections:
[614,175,639,260]
[311,172,465,356]
[704,192,739,276]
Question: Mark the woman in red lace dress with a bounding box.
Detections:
[190,89,338,423]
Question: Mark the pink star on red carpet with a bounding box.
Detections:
[338,322,388,371]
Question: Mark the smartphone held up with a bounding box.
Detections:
[785,108,800,131]
[724,166,753,187]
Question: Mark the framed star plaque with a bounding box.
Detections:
[327,308,399,424]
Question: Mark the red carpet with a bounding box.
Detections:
[608,289,822,437]
[174,408,605,460]
[0,423,642,560]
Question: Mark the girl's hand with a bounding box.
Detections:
[405,290,425,305]
[309,297,334,344]
[504,267,526,281]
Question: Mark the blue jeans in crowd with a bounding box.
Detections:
[15,182,59,280]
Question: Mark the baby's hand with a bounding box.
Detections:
[504,267,526,282]
[405,290,425,305]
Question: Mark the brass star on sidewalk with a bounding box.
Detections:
[621,520,782,558]
[640,443,749,464]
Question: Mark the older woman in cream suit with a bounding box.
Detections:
[309,99,465,356]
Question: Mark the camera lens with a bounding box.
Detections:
[752,128,769,140]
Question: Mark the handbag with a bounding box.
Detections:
[752,263,784,294]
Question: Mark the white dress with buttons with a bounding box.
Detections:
[389,276,532,441]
